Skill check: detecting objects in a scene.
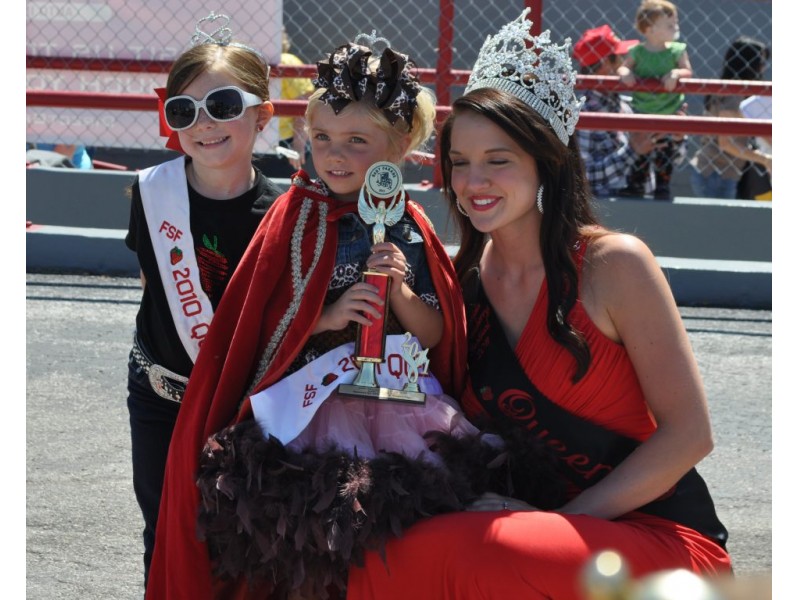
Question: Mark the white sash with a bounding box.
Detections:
[138,157,214,362]
[250,335,443,444]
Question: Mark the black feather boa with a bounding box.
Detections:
[196,419,565,599]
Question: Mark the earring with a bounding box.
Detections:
[456,202,469,217]
[537,185,544,214]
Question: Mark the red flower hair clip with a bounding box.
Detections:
[155,87,185,153]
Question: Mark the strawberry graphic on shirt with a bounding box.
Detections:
[197,234,228,304]
[170,246,183,265]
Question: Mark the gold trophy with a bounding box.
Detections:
[338,162,427,404]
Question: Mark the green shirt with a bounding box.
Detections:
[630,42,687,115]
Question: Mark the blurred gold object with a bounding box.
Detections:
[581,551,771,600]
[634,569,724,600]
[713,573,772,600]
[581,550,632,600]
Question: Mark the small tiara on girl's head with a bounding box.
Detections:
[353,30,392,54]
[189,11,265,63]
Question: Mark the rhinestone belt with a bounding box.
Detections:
[130,335,188,403]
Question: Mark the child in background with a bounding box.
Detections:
[275,26,315,175]
[124,11,281,591]
[28,142,93,168]
[617,0,692,199]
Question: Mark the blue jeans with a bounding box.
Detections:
[126,353,181,590]
[690,168,738,199]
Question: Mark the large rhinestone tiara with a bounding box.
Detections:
[465,8,584,146]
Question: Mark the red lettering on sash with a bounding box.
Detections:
[581,462,613,480]
[494,388,616,483]
[563,454,590,469]
[303,384,317,407]
[191,323,209,344]
[159,220,183,241]
[167,267,209,333]
[387,353,405,379]
[338,356,357,373]
[172,267,190,280]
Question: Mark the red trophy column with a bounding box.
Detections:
[355,272,390,361]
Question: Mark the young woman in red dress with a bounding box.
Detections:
[346,10,731,599]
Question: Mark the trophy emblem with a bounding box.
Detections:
[338,162,427,405]
[397,332,429,402]
[359,161,405,244]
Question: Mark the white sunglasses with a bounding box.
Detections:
[163,85,263,131]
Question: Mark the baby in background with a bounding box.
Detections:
[617,0,692,200]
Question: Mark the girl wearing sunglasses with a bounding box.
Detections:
[123,13,282,593]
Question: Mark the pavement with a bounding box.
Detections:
[25,273,773,599]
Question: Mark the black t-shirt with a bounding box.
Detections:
[126,163,282,376]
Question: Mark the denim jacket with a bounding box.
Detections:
[332,211,438,309]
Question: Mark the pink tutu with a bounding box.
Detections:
[287,391,480,465]
[198,406,565,597]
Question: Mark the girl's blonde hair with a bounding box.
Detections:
[305,86,436,160]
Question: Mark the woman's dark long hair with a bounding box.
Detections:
[439,88,600,382]
[705,36,769,110]
[722,35,770,81]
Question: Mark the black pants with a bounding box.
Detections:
[126,354,181,591]
[628,136,683,190]
[253,138,314,179]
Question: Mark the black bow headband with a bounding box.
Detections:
[313,42,422,130]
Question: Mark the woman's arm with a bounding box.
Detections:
[716,108,772,173]
[559,233,714,520]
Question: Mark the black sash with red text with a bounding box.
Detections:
[466,278,728,549]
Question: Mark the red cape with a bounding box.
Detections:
[146,172,466,599]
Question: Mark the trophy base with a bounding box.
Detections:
[337,383,426,405]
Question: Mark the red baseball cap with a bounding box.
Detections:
[573,24,638,67]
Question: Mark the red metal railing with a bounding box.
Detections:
[25,55,773,98]
[27,55,772,176]
[25,89,773,138]
[435,0,456,109]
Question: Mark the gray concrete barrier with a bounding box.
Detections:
[26,167,772,308]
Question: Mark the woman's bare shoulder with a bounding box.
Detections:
[581,233,667,342]
[585,232,657,277]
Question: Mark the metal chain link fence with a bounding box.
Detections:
[27,0,771,183]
